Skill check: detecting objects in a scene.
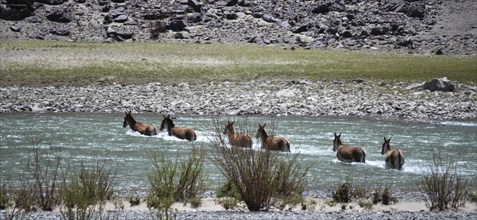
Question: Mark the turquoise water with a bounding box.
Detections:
[1,113,476,193]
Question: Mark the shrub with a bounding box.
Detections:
[323,198,336,207]
[146,147,206,219]
[189,197,201,209]
[215,179,241,199]
[59,160,117,220]
[210,143,309,211]
[216,197,239,210]
[332,177,352,203]
[0,183,7,210]
[1,180,36,220]
[146,145,207,211]
[27,146,63,211]
[301,198,317,211]
[332,175,368,203]
[381,185,398,205]
[417,151,469,211]
[357,199,373,210]
[468,191,477,206]
[128,193,141,206]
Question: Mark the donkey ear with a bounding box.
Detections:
[388,137,391,141]
[263,123,266,127]
[384,137,387,141]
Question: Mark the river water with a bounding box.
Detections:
[1,113,476,194]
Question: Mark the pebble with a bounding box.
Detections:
[0,81,476,121]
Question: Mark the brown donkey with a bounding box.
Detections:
[333,133,366,163]
[159,115,197,141]
[223,121,252,148]
[255,123,290,152]
[381,137,404,170]
[123,111,158,136]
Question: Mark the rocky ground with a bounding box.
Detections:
[1,78,476,121]
[4,190,477,219]
[1,0,476,56]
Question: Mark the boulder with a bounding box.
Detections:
[46,7,73,23]
[422,78,455,92]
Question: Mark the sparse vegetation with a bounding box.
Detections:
[128,193,141,206]
[0,183,8,210]
[59,160,117,220]
[332,175,369,203]
[301,198,317,211]
[146,146,207,219]
[27,145,63,211]
[417,152,469,211]
[210,119,310,211]
[1,40,475,86]
[357,199,374,210]
[469,191,477,206]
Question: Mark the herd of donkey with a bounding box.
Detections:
[123,111,405,170]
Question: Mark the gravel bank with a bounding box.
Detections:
[4,190,476,220]
[1,80,476,121]
[16,209,477,220]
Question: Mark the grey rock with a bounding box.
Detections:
[10,24,21,32]
[422,78,455,92]
[114,14,128,22]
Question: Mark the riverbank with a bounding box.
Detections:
[1,80,476,121]
[6,193,477,220]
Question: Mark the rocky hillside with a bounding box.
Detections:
[1,0,476,56]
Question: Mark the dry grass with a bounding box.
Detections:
[1,39,475,86]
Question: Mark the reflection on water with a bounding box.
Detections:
[0,113,476,192]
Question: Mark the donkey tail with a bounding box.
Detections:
[361,148,366,163]
[285,140,291,152]
[398,151,404,170]
[189,130,197,141]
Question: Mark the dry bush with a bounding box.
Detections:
[417,151,469,211]
[27,146,63,211]
[211,146,276,211]
[332,175,368,203]
[210,118,309,211]
[146,145,207,218]
[59,159,118,220]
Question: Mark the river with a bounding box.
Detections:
[1,113,475,194]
